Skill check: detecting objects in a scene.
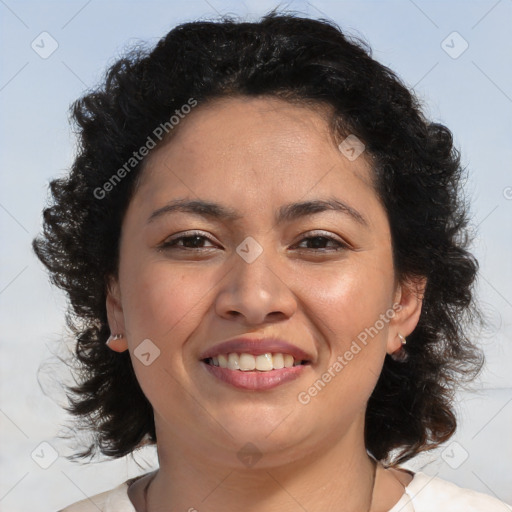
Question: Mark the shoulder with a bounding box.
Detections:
[405,472,512,512]
[58,478,138,512]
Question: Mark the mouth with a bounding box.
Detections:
[199,336,314,390]
[201,352,312,391]
[202,352,311,371]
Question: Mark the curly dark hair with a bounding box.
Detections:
[33,9,485,466]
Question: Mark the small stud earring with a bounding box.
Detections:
[391,333,408,362]
[106,333,124,346]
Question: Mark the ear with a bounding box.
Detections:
[386,275,427,355]
[105,275,128,353]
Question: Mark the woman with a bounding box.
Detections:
[33,10,511,512]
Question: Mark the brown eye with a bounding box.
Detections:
[159,231,217,250]
[294,232,349,251]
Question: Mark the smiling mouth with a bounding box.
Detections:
[203,352,311,372]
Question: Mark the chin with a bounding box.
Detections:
[216,411,312,451]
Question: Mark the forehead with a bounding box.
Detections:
[137,96,376,197]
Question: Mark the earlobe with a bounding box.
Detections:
[390,333,408,362]
[105,276,128,352]
[106,332,128,352]
[387,276,427,356]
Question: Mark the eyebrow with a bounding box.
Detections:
[147,198,369,227]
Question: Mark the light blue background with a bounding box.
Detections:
[1,1,511,510]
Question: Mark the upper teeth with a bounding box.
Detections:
[208,353,303,371]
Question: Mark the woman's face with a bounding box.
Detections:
[107,96,423,466]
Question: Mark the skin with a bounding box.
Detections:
[106,96,426,512]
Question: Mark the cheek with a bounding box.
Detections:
[119,261,214,404]
[307,258,394,344]
[120,259,210,343]
[303,258,393,400]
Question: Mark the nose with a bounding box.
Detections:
[214,244,297,325]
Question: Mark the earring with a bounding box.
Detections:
[390,333,408,362]
[106,333,124,346]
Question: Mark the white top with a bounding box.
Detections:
[59,471,512,512]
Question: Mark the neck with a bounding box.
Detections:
[144,414,380,512]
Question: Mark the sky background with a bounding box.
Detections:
[1,1,511,510]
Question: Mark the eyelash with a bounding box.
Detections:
[158,230,349,252]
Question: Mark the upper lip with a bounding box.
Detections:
[199,336,314,362]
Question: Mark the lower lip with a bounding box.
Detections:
[202,361,309,390]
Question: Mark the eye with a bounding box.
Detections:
[158,230,350,253]
[158,231,218,250]
[293,232,349,251]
